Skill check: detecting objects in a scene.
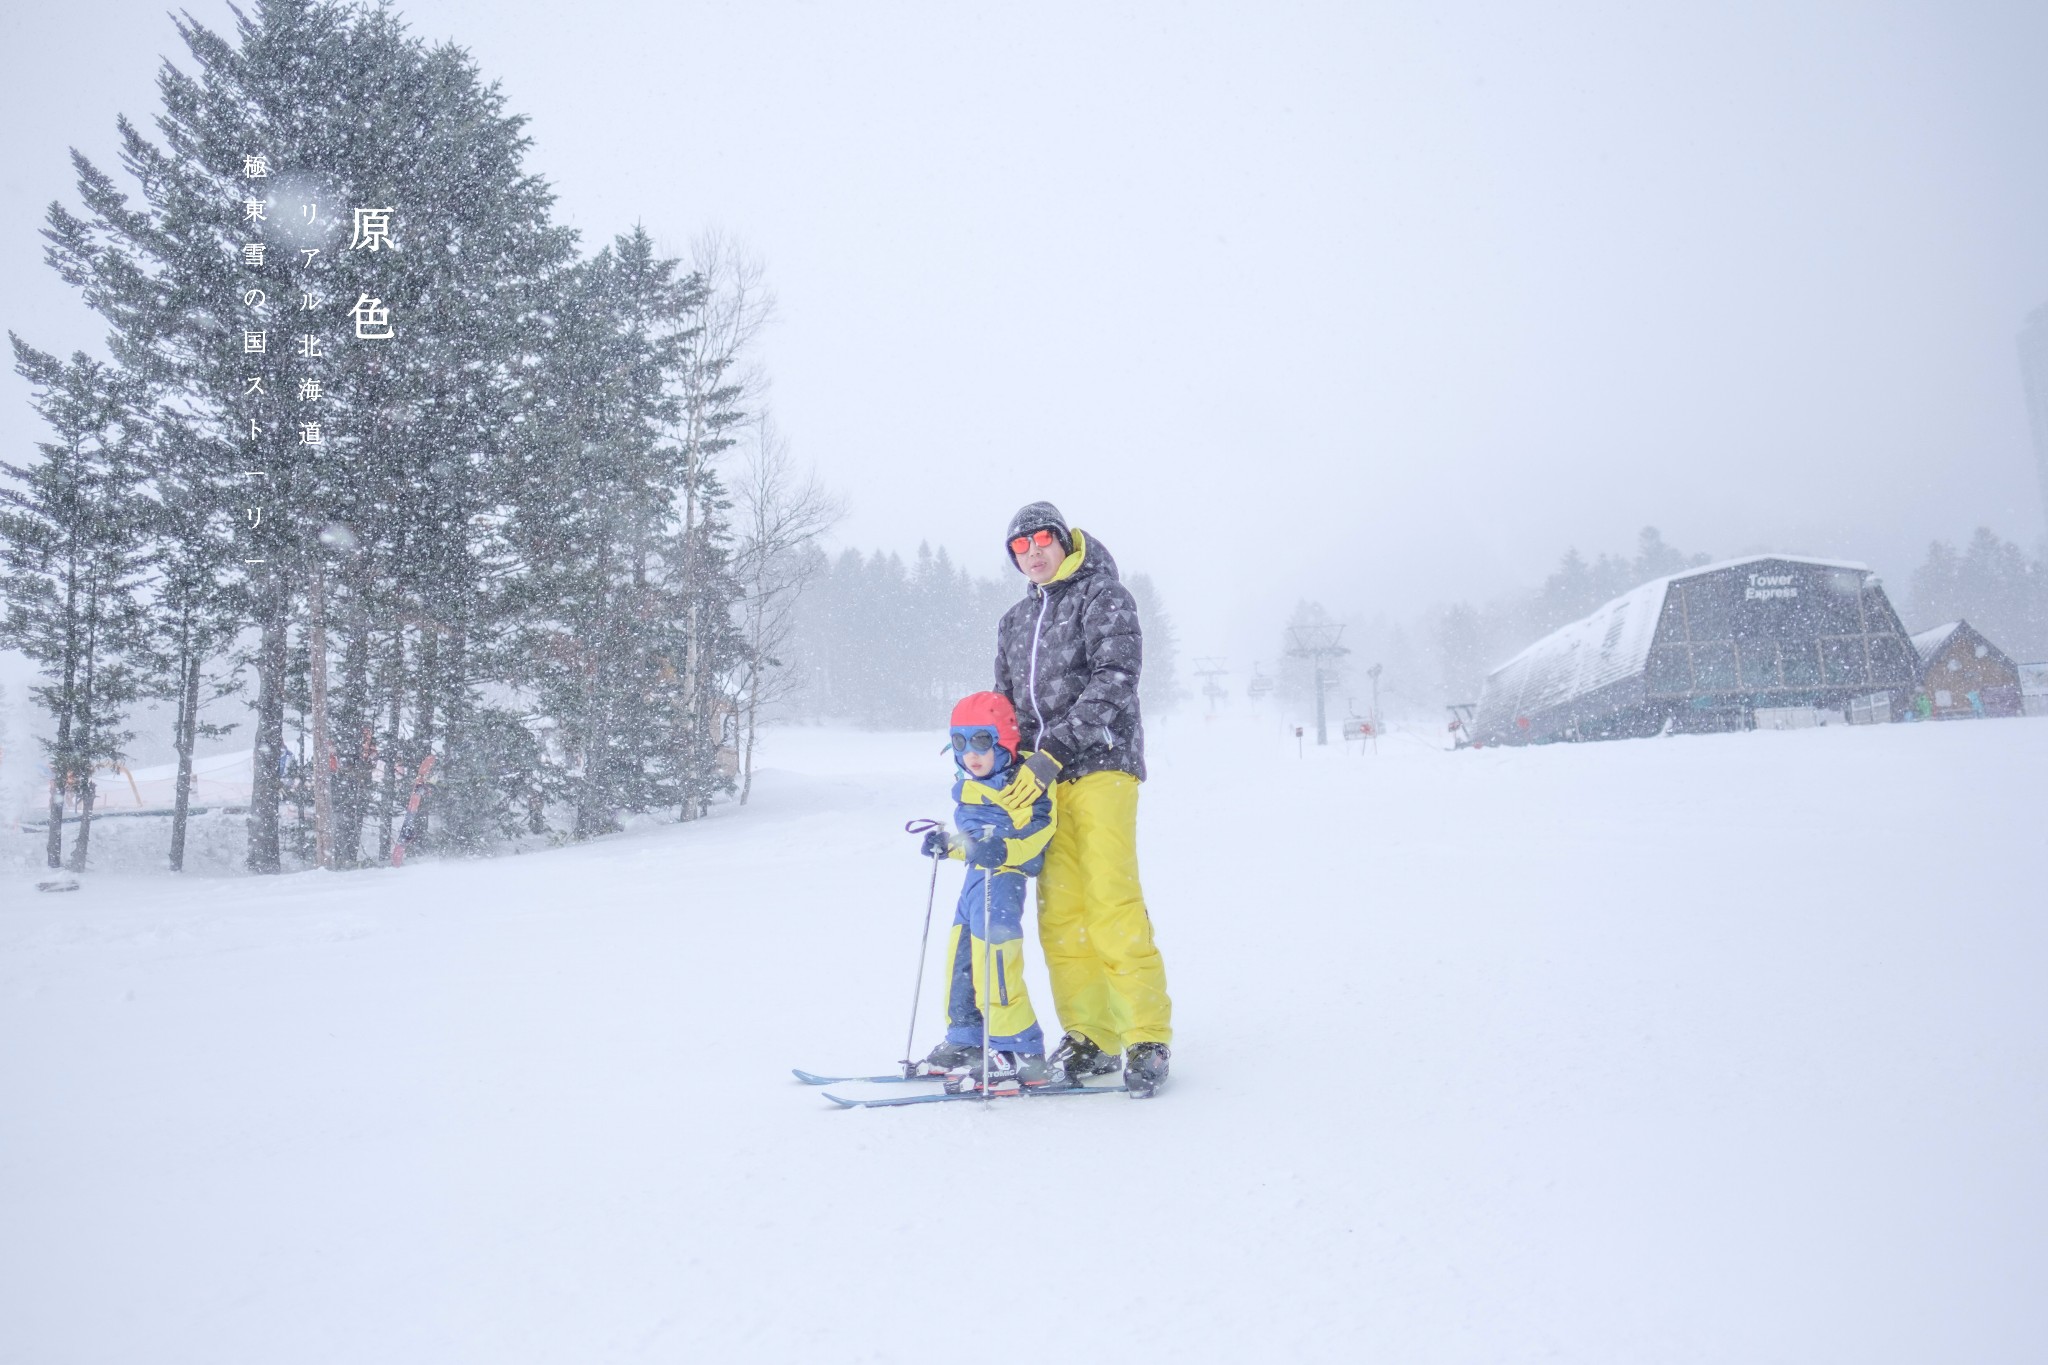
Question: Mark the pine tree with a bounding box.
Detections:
[1126,572,1183,716]
[1633,525,1704,581]
[0,342,153,870]
[507,239,682,835]
[668,236,767,819]
[503,230,750,834]
[1910,528,2047,656]
[666,461,747,818]
[1535,548,1594,630]
[42,0,577,869]
[145,414,245,871]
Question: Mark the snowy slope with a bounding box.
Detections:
[3,717,2045,1363]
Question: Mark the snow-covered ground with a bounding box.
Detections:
[3,714,2044,1363]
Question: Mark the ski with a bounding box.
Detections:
[822,1079,1128,1109]
[792,1069,940,1086]
[389,754,437,868]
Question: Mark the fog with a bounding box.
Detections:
[5,0,2046,680]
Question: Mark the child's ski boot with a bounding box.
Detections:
[917,1041,982,1076]
[943,1050,1051,1093]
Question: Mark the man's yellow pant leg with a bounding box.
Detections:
[1036,770,1172,1051]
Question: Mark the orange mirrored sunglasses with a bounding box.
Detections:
[1009,527,1061,555]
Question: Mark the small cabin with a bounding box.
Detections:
[1903,620,2023,720]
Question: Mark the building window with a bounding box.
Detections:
[1781,640,1822,686]
[1866,635,1913,685]
[1682,581,1734,641]
[1657,590,1688,642]
[1738,641,1780,689]
[1821,635,1867,686]
[1812,572,1865,633]
[1647,646,1690,695]
[1692,641,1738,690]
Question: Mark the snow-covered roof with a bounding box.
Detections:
[1476,554,1877,736]
[1478,578,1670,728]
[1909,622,1963,663]
[1664,552,1872,580]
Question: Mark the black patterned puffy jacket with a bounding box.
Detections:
[993,529,1145,782]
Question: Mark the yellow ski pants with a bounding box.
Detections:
[1036,770,1173,1050]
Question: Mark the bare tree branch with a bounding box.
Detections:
[730,412,843,802]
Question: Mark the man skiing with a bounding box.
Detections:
[913,692,1056,1087]
[990,502,1174,1097]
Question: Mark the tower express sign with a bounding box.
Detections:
[1744,572,1798,602]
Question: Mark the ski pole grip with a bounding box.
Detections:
[905,817,947,860]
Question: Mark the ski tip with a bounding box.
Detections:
[792,1069,835,1085]
[821,1090,863,1109]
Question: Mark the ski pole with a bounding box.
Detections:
[981,869,993,1104]
[901,819,945,1078]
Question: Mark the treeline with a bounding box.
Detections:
[0,1,827,872]
[779,543,1183,730]
[1907,527,2048,659]
[1241,524,2043,726]
[1412,524,2047,707]
[1433,526,1710,702]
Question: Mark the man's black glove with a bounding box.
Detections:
[992,750,1061,820]
[919,828,953,859]
[965,836,1007,869]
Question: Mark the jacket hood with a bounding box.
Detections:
[1034,528,1119,594]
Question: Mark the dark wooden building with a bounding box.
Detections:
[1474,556,1918,745]
[1903,620,2024,719]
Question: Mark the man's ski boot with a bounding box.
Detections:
[943,1050,1051,1093]
[1123,1042,1171,1098]
[917,1041,981,1076]
[1048,1032,1121,1086]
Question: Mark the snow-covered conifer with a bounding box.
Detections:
[0,342,153,870]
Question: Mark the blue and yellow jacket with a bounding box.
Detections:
[949,763,1055,875]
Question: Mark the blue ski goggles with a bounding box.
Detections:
[949,727,1000,754]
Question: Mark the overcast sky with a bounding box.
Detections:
[5,0,2047,673]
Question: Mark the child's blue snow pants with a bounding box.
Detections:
[942,866,1045,1054]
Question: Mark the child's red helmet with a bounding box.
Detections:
[949,691,1020,758]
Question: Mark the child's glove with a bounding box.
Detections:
[919,828,953,859]
[964,836,1007,869]
[992,750,1060,819]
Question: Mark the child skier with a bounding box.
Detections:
[914,692,1056,1087]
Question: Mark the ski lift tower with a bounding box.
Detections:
[1193,657,1229,714]
[1286,624,1350,746]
